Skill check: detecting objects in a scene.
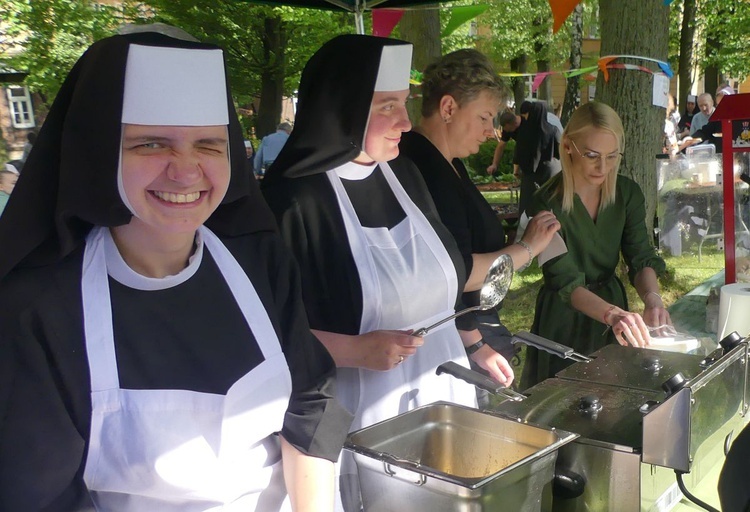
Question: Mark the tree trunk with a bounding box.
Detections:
[677,0,696,109]
[703,31,720,96]
[256,15,286,138]
[510,55,529,111]
[398,10,441,123]
[596,0,670,233]
[561,3,583,126]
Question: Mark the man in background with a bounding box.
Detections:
[690,93,715,136]
[0,168,18,216]
[487,103,562,175]
[254,122,292,177]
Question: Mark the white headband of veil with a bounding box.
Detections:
[118,44,229,215]
[361,44,413,158]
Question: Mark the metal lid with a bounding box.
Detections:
[555,344,705,392]
[489,378,663,450]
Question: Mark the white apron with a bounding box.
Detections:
[327,162,476,511]
[81,226,293,512]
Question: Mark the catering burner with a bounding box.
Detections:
[488,339,750,511]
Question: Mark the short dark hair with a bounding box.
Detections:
[420,49,509,118]
[498,110,517,127]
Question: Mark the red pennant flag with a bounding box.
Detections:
[548,0,581,33]
[372,9,404,37]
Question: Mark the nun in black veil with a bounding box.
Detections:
[0,28,351,511]
[262,34,514,511]
[515,100,562,217]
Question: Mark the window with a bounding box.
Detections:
[6,86,35,129]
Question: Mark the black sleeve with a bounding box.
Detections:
[257,235,354,462]
[0,314,94,511]
[262,177,364,335]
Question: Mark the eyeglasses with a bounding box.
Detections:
[570,140,623,166]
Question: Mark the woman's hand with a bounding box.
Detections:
[642,305,672,335]
[312,329,422,370]
[605,307,651,348]
[520,210,561,256]
[355,330,423,371]
[469,344,514,386]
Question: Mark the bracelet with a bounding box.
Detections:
[644,291,663,305]
[602,304,617,326]
[515,240,534,271]
[465,339,486,355]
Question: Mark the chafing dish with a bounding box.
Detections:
[344,401,577,512]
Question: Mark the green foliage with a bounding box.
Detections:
[131,1,351,106]
[668,0,750,81]
[464,139,516,184]
[474,0,571,69]
[700,0,750,78]
[0,0,123,105]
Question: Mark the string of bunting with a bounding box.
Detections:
[410,55,673,91]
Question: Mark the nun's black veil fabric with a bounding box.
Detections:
[263,35,411,184]
[0,32,275,282]
[515,100,558,176]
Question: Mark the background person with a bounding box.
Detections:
[487,109,521,175]
[514,100,562,217]
[0,30,350,511]
[254,121,291,177]
[0,168,18,216]
[20,132,36,163]
[522,102,670,389]
[399,49,560,373]
[487,103,563,177]
[677,94,698,139]
[245,139,256,177]
[262,35,513,511]
[690,93,715,136]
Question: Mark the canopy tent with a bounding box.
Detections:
[247,0,446,34]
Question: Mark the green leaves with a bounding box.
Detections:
[1,0,122,105]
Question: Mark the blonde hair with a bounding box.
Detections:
[420,49,509,118]
[556,102,624,213]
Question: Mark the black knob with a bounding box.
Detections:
[720,331,743,353]
[642,356,662,371]
[579,395,602,413]
[662,373,688,395]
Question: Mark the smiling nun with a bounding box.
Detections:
[0,30,351,511]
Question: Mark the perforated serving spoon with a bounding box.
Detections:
[413,253,513,337]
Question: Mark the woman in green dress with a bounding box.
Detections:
[522,102,671,389]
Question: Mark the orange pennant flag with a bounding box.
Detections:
[598,56,618,82]
[549,0,581,33]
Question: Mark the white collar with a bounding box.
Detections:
[102,228,204,291]
[334,160,378,181]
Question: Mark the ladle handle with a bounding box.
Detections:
[436,362,524,402]
[412,305,483,337]
[512,331,591,362]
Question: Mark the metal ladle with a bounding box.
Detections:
[413,253,513,337]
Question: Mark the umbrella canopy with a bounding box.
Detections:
[245,0,445,33]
